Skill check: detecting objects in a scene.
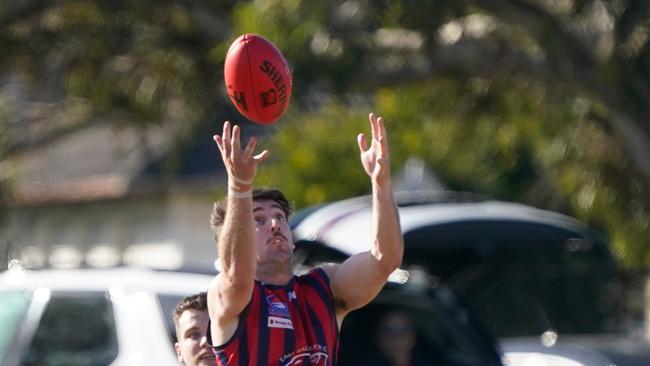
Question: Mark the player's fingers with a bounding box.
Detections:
[376,116,385,139]
[357,133,367,152]
[213,135,224,152]
[223,121,231,146]
[377,117,388,151]
[254,149,270,163]
[369,113,378,141]
[231,125,241,154]
[244,136,257,157]
[221,122,231,157]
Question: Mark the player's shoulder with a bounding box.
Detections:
[319,263,339,278]
[300,263,340,281]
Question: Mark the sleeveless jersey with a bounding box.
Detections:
[209,268,339,366]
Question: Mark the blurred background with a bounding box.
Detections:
[1,0,650,338]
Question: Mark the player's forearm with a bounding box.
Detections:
[370,181,403,274]
[218,196,257,285]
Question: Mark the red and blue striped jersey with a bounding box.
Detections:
[209,268,339,366]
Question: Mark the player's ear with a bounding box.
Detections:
[175,342,184,363]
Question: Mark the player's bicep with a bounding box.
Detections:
[326,252,390,314]
[208,273,254,321]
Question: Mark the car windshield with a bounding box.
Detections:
[0,290,30,362]
[20,292,119,366]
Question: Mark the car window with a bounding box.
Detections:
[0,291,29,362]
[20,292,118,366]
[338,284,500,366]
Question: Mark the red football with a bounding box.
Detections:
[224,34,293,124]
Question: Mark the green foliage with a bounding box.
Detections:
[0,0,214,132]
[232,0,323,48]
[260,73,649,267]
[1,0,650,268]
[256,102,370,207]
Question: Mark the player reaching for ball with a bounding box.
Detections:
[206,113,404,365]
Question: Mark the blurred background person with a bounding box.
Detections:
[365,309,438,366]
[172,292,215,366]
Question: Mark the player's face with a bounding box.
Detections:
[175,309,214,366]
[253,199,294,261]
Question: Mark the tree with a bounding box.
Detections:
[1,0,649,266]
[246,0,650,267]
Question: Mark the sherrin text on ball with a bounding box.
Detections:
[224,33,293,124]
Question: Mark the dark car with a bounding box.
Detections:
[292,255,503,366]
[502,335,650,366]
[291,191,648,366]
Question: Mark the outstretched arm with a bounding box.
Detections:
[208,121,268,345]
[325,113,404,322]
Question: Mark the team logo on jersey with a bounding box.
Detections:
[266,294,290,318]
[284,352,328,366]
[288,291,297,301]
[266,294,293,329]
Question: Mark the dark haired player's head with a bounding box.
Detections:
[211,187,295,273]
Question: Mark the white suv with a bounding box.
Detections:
[0,266,212,366]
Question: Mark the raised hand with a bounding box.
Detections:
[213,121,269,190]
[357,113,391,186]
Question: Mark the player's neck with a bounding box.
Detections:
[257,261,293,286]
